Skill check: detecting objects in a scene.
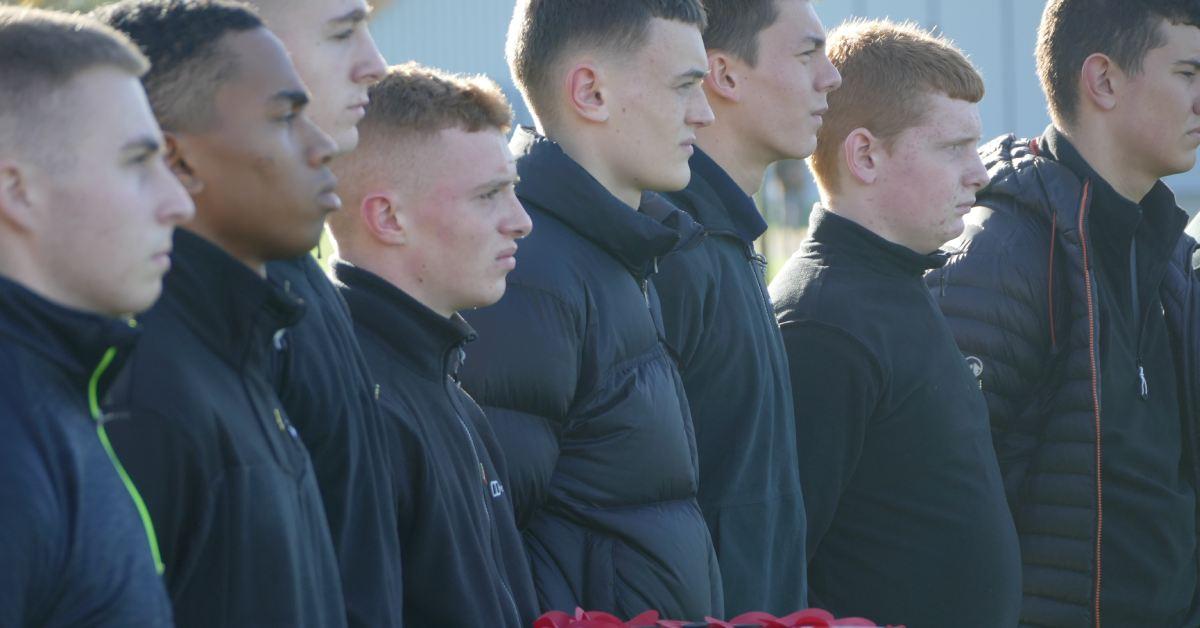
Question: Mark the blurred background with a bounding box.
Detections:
[15,0,1200,271]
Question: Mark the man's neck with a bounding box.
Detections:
[695,122,772,195]
[1059,124,1156,202]
[341,248,455,319]
[551,130,643,209]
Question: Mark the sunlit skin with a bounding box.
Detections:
[250,0,387,153]
[830,92,989,254]
[334,127,531,318]
[699,0,842,193]
[551,17,715,209]
[167,28,338,275]
[1066,20,1200,202]
[0,67,193,316]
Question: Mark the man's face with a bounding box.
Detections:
[178,28,339,266]
[872,93,988,254]
[734,0,841,161]
[602,18,715,194]
[1114,20,1200,183]
[27,68,193,315]
[397,128,531,316]
[255,0,387,152]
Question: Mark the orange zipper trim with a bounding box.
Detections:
[1077,180,1102,628]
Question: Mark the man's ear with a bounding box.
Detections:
[1080,53,1119,113]
[843,128,882,185]
[164,132,204,196]
[704,51,742,104]
[565,62,609,123]
[0,161,37,232]
[361,191,407,245]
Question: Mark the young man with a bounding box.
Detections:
[651,0,840,614]
[0,8,192,626]
[929,1,1200,625]
[325,63,539,628]
[240,3,401,622]
[457,0,722,619]
[94,1,347,625]
[769,20,1021,627]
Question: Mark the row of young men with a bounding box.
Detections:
[3,0,1200,627]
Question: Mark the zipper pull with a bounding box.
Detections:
[1137,362,1149,401]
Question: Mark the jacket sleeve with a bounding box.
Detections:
[653,246,719,370]
[925,202,1061,509]
[778,319,882,557]
[459,280,584,528]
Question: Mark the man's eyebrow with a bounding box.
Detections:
[121,136,162,157]
[270,89,310,108]
[1175,59,1200,71]
[802,36,826,50]
[329,5,372,26]
[472,175,520,194]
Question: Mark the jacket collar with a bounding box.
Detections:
[0,273,139,386]
[979,126,1186,258]
[156,229,305,370]
[332,260,475,383]
[805,205,948,278]
[509,126,704,279]
[669,146,768,243]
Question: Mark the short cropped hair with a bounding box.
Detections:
[0,7,148,162]
[700,0,779,65]
[360,63,514,138]
[810,19,984,194]
[506,0,707,127]
[1036,0,1200,128]
[93,0,264,132]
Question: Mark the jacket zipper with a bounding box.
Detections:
[1078,181,1103,628]
[746,244,775,323]
[1129,236,1152,402]
[89,347,166,576]
[446,349,522,626]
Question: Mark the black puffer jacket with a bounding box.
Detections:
[927,132,1200,627]
[459,127,723,620]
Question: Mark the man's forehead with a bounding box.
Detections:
[219,28,307,99]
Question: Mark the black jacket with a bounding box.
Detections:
[334,261,540,628]
[267,254,403,628]
[105,230,347,627]
[771,207,1022,627]
[0,276,171,627]
[459,127,723,620]
[927,129,1200,627]
[654,148,806,615]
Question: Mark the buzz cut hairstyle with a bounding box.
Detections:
[700,0,780,65]
[1036,0,1200,129]
[0,7,149,161]
[506,0,708,127]
[360,62,515,140]
[92,0,264,133]
[809,19,985,195]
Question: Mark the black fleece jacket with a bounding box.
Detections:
[334,261,540,628]
[0,276,171,627]
[105,230,346,627]
[770,207,1022,628]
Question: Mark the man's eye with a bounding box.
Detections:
[332,28,354,41]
